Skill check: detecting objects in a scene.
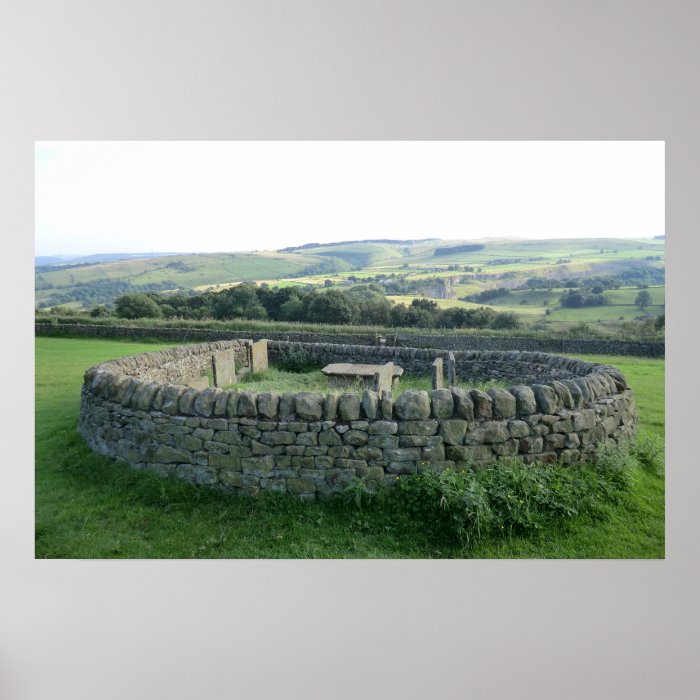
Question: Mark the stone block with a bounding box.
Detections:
[238,392,257,417]
[394,391,431,420]
[212,348,236,387]
[446,444,493,463]
[508,420,530,438]
[368,420,398,435]
[372,363,394,394]
[431,389,454,419]
[431,357,444,390]
[257,392,280,419]
[261,431,295,446]
[296,431,318,446]
[532,384,559,414]
[398,420,438,436]
[509,385,537,415]
[250,339,269,373]
[338,393,361,421]
[439,419,468,446]
[295,392,324,421]
[470,390,493,420]
[343,430,369,446]
[488,388,516,419]
[450,387,475,421]
[362,390,379,420]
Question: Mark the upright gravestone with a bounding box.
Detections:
[372,362,394,394]
[447,351,457,386]
[250,340,269,373]
[212,348,236,387]
[431,357,444,390]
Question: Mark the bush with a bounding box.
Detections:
[344,445,642,547]
[274,346,321,373]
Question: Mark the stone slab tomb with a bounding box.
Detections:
[322,362,403,390]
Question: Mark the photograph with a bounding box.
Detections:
[35,140,665,559]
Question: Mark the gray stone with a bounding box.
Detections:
[431,389,454,419]
[261,431,295,446]
[380,390,393,420]
[446,444,493,463]
[318,429,343,446]
[238,392,258,417]
[398,420,438,436]
[296,432,318,446]
[212,348,236,387]
[286,478,317,495]
[509,385,537,415]
[178,388,198,415]
[194,387,218,417]
[449,387,474,422]
[161,385,186,415]
[423,442,445,461]
[368,421,398,435]
[481,421,510,443]
[257,392,280,419]
[154,445,192,463]
[439,419,468,446]
[508,420,530,438]
[343,430,369,447]
[362,391,379,420]
[573,409,596,431]
[279,392,296,419]
[394,391,431,420]
[519,436,544,453]
[488,388,516,419]
[550,381,575,409]
[532,384,559,414]
[324,393,339,420]
[250,340,269,373]
[338,393,361,422]
[470,390,493,419]
[226,391,240,417]
[295,392,324,421]
[431,357,444,390]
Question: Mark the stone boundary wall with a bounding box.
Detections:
[35,322,664,358]
[78,339,638,500]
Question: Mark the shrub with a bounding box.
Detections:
[274,346,321,373]
[344,445,641,547]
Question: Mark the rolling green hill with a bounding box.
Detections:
[36,237,665,333]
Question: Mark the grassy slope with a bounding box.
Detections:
[35,338,664,559]
[34,251,333,305]
[36,238,664,310]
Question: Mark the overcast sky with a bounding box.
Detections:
[35,141,664,256]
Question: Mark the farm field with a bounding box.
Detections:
[35,337,664,559]
[35,237,664,317]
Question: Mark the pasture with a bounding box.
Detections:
[35,337,664,559]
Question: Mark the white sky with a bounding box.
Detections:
[35,141,664,256]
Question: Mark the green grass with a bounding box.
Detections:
[35,337,664,558]
[236,367,506,396]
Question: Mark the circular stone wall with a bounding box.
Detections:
[78,339,638,500]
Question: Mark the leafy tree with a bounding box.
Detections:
[490,312,519,330]
[278,296,305,321]
[306,290,360,325]
[211,284,267,320]
[635,290,652,310]
[115,293,162,319]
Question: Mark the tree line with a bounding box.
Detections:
[106,283,520,330]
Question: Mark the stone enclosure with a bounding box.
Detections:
[78,339,638,500]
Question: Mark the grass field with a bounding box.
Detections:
[35,337,664,558]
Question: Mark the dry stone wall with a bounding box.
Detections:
[36,322,664,358]
[78,338,638,500]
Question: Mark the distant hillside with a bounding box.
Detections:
[35,252,184,267]
[35,236,664,311]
